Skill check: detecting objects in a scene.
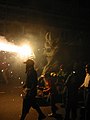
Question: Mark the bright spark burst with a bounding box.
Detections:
[18,44,35,59]
[0,36,35,59]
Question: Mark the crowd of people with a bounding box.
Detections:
[20,58,90,120]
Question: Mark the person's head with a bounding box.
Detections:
[85,64,90,74]
[24,59,34,72]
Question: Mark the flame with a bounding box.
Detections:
[0,36,35,59]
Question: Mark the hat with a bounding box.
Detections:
[24,59,34,66]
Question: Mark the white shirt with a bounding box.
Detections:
[82,73,90,88]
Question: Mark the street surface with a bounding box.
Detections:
[0,83,65,120]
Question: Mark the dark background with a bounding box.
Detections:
[0,0,90,64]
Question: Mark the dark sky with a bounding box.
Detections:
[0,0,90,12]
[0,0,90,64]
[0,0,90,18]
[0,0,90,30]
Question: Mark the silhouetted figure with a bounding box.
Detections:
[56,64,67,105]
[64,64,81,120]
[20,59,46,120]
[44,73,58,117]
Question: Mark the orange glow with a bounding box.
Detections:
[0,36,35,59]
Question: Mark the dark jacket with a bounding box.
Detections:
[24,68,37,96]
[64,72,80,104]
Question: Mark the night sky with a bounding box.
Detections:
[0,0,90,65]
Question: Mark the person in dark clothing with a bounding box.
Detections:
[44,72,58,117]
[64,65,81,120]
[20,59,46,120]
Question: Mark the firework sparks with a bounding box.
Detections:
[0,36,35,60]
